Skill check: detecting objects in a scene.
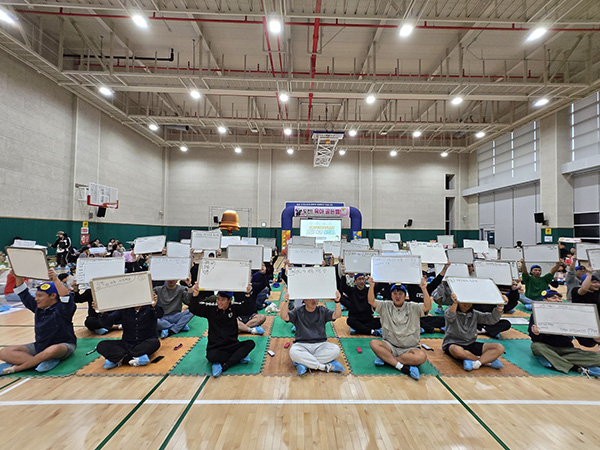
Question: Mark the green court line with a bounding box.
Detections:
[159,375,210,450]
[436,376,509,450]
[0,378,21,391]
[95,374,169,450]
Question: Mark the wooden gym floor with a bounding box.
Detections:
[1,285,600,449]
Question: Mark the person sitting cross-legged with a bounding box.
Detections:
[279,291,345,375]
[443,293,506,372]
[0,269,77,375]
[154,279,194,338]
[366,276,431,380]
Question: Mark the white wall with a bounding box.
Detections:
[0,50,164,225]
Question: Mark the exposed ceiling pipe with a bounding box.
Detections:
[14,10,600,33]
[305,0,321,143]
[64,48,174,62]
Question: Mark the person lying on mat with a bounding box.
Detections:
[442,293,506,372]
[0,269,77,375]
[93,293,164,369]
[366,276,430,380]
[279,291,345,375]
[529,289,600,377]
[188,286,256,377]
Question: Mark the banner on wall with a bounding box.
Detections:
[287,202,349,218]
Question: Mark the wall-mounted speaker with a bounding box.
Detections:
[534,212,545,223]
[97,207,107,218]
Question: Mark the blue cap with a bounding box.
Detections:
[354,273,365,279]
[217,291,233,298]
[390,284,407,294]
[37,282,59,296]
[542,289,562,299]
[581,274,600,283]
[530,265,541,271]
[575,265,585,271]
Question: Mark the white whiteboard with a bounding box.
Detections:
[149,256,191,281]
[381,242,400,252]
[221,236,241,249]
[91,272,154,312]
[292,236,317,246]
[385,233,402,242]
[191,230,222,252]
[434,263,470,280]
[287,266,337,300]
[371,256,422,284]
[226,245,264,270]
[76,257,125,284]
[352,238,370,248]
[133,235,166,254]
[241,237,257,245]
[500,247,523,261]
[89,247,107,255]
[6,247,49,280]
[12,239,36,248]
[437,235,454,247]
[446,277,505,304]
[167,241,191,258]
[343,250,378,273]
[341,242,364,253]
[373,239,389,250]
[463,239,489,254]
[533,302,600,338]
[288,245,323,265]
[409,242,448,264]
[473,261,514,286]
[258,238,276,248]
[180,239,191,245]
[322,241,341,258]
[263,247,273,262]
[484,248,499,260]
[577,242,600,261]
[587,249,600,270]
[446,248,474,264]
[500,260,520,279]
[197,258,251,292]
[526,261,556,275]
[523,244,558,263]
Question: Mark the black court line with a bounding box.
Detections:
[0,378,21,391]
[436,375,510,449]
[94,374,169,450]
[158,376,210,450]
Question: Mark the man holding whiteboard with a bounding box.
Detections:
[529,290,600,376]
[519,259,562,310]
[0,269,77,375]
[366,276,431,380]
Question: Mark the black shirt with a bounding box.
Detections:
[571,288,600,310]
[339,277,373,319]
[99,305,164,345]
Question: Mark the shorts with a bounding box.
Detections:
[237,313,257,324]
[443,341,484,357]
[25,342,77,360]
[383,340,420,358]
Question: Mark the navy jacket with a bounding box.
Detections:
[99,304,164,346]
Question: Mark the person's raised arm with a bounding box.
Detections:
[550,259,563,275]
[332,290,342,320]
[49,269,69,297]
[279,292,290,322]
[520,258,527,275]
[367,276,377,308]
[569,253,577,271]
[578,269,593,295]
[421,277,432,313]
[448,293,458,313]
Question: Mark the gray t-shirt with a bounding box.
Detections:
[287,305,334,343]
[375,300,424,350]
[154,284,191,316]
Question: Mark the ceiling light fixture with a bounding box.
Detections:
[283,127,293,136]
[131,14,149,29]
[451,96,463,106]
[533,98,549,107]
[217,126,227,134]
[526,27,547,42]
[339,149,346,156]
[279,92,289,102]
[390,150,398,157]
[180,146,188,152]
[148,123,159,131]
[190,90,201,99]
[348,129,357,137]
[398,23,414,37]
[475,131,486,138]
[441,151,449,157]
[268,18,282,34]
[0,10,16,25]
[98,86,113,97]
[412,130,422,138]
[365,95,376,104]
[287,147,294,155]
[234,147,242,154]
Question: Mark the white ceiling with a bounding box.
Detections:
[0,0,599,158]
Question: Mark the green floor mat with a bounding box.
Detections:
[515,304,532,314]
[339,337,439,376]
[176,316,208,337]
[171,336,268,376]
[1,338,107,378]
[324,302,349,316]
[419,331,446,339]
[270,316,335,338]
[492,338,578,377]
[271,283,285,292]
[512,324,530,334]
